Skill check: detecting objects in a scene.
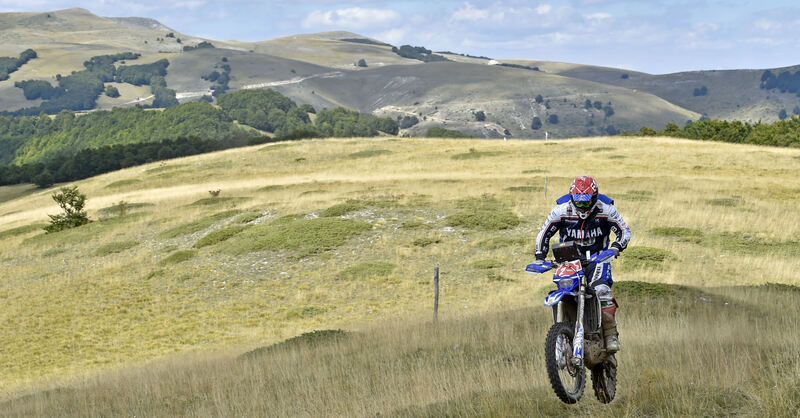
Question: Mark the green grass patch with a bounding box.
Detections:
[194,225,249,248]
[707,197,741,207]
[224,217,372,257]
[521,169,547,174]
[258,185,286,192]
[0,223,46,240]
[98,202,153,217]
[447,197,521,230]
[348,149,392,159]
[93,240,139,256]
[505,186,542,192]
[413,237,441,247]
[451,148,504,160]
[336,261,396,281]
[400,220,431,229]
[711,232,800,253]
[614,281,676,298]
[619,246,677,270]
[159,210,242,239]
[145,164,186,174]
[320,200,364,217]
[471,259,504,269]
[588,146,615,152]
[650,226,704,243]
[300,189,327,196]
[104,179,141,189]
[476,237,527,249]
[608,155,626,159]
[233,211,264,224]
[160,250,197,265]
[188,197,250,207]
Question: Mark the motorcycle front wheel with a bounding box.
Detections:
[591,355,617,403]
[544,322,585,404]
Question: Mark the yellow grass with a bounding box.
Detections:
[1,136,799,410]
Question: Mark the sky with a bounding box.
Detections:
[2,0,799,74]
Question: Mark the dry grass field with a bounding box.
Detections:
[1,136,799,415]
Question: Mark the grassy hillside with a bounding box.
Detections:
[1,136,799,406]
[3,284,797,416]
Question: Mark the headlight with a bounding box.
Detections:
[559,278,574,288]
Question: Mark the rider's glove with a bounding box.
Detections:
[610,243,622,257]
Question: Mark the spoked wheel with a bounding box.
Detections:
[591,355,617,403]
[544,322,585,404]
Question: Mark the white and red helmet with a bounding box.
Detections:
[569,175,598,219]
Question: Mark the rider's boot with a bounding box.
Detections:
[601,301,619,353]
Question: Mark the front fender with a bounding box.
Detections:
[544,289,568,307]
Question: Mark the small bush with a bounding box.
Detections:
[650,227,703,243]
[336,261,396,280]
[348,149,391,159]
[413,237,441,247]
[476,237,527,249]
[160,250,197,265]
[94,240,139,256]
[194,225,248,248]
[619,246,677,270]
[320,200,364,217]
[45,186,90,233]
[472,259,504,269]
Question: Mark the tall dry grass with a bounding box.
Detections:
[2,285,798,416]
[1,136,799,406]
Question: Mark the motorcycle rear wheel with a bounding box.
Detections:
[544,322,585,404]
[591,355,617,403]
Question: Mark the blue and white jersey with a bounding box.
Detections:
[535,194,631,260]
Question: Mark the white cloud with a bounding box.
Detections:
[378,28,406,45]
[536,4,552,14]
[451,2,489,21]
[302,7,400,29]
[584,12,611,21]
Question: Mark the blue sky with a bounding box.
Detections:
[2,0,799,74]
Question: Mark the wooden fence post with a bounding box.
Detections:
[433,266,439,322]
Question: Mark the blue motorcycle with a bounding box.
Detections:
[526,241,618,404]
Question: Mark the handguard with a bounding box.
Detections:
[589,249,617,264]
[526,261,553,274]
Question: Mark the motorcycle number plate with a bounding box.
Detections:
[555,261,582,278]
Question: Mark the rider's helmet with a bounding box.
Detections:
[569,175,598,219]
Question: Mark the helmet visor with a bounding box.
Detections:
[572,193,593,209]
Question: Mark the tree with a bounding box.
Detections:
[44,186,90,233]
[593,101,602,110]
[531,116,542,130]
[779,108,788,120]
[603,105,615,118]
[33,169,54,188]
[693,86,708,96]
[474,110,486,121]
[535,95,544,104]
[793,106,800,115]
[584,99,592,109]
[547,114,559,124]
[356,58,367,67]
[105,85,120,98]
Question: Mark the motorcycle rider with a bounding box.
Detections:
[533,175,631,353]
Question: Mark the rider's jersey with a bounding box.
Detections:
[535,194,631,260]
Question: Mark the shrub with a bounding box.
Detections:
[399,115,419,129]
[425,127,474,138]
[412,237,441,247]
[105,85,120,98]
[194,225,248,248]
[161,250,196,265]
[446,198,520,230]
[547,114,559,124]
[44,186,90,233]
[320,200,364,217]
[531,116,542,130]
[336,261,396,280]
[693,86,708,96]
[225,217,372,257]
[474,110,486,121]
[535,95,543,104]
[356,58,367,67]
[33,169,54,188]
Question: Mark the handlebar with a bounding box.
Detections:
[525,248,618,275]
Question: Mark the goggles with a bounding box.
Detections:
[572,193,593,209]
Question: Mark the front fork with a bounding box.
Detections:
[571,276,587,367]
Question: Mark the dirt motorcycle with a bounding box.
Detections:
[526,241,617,404]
